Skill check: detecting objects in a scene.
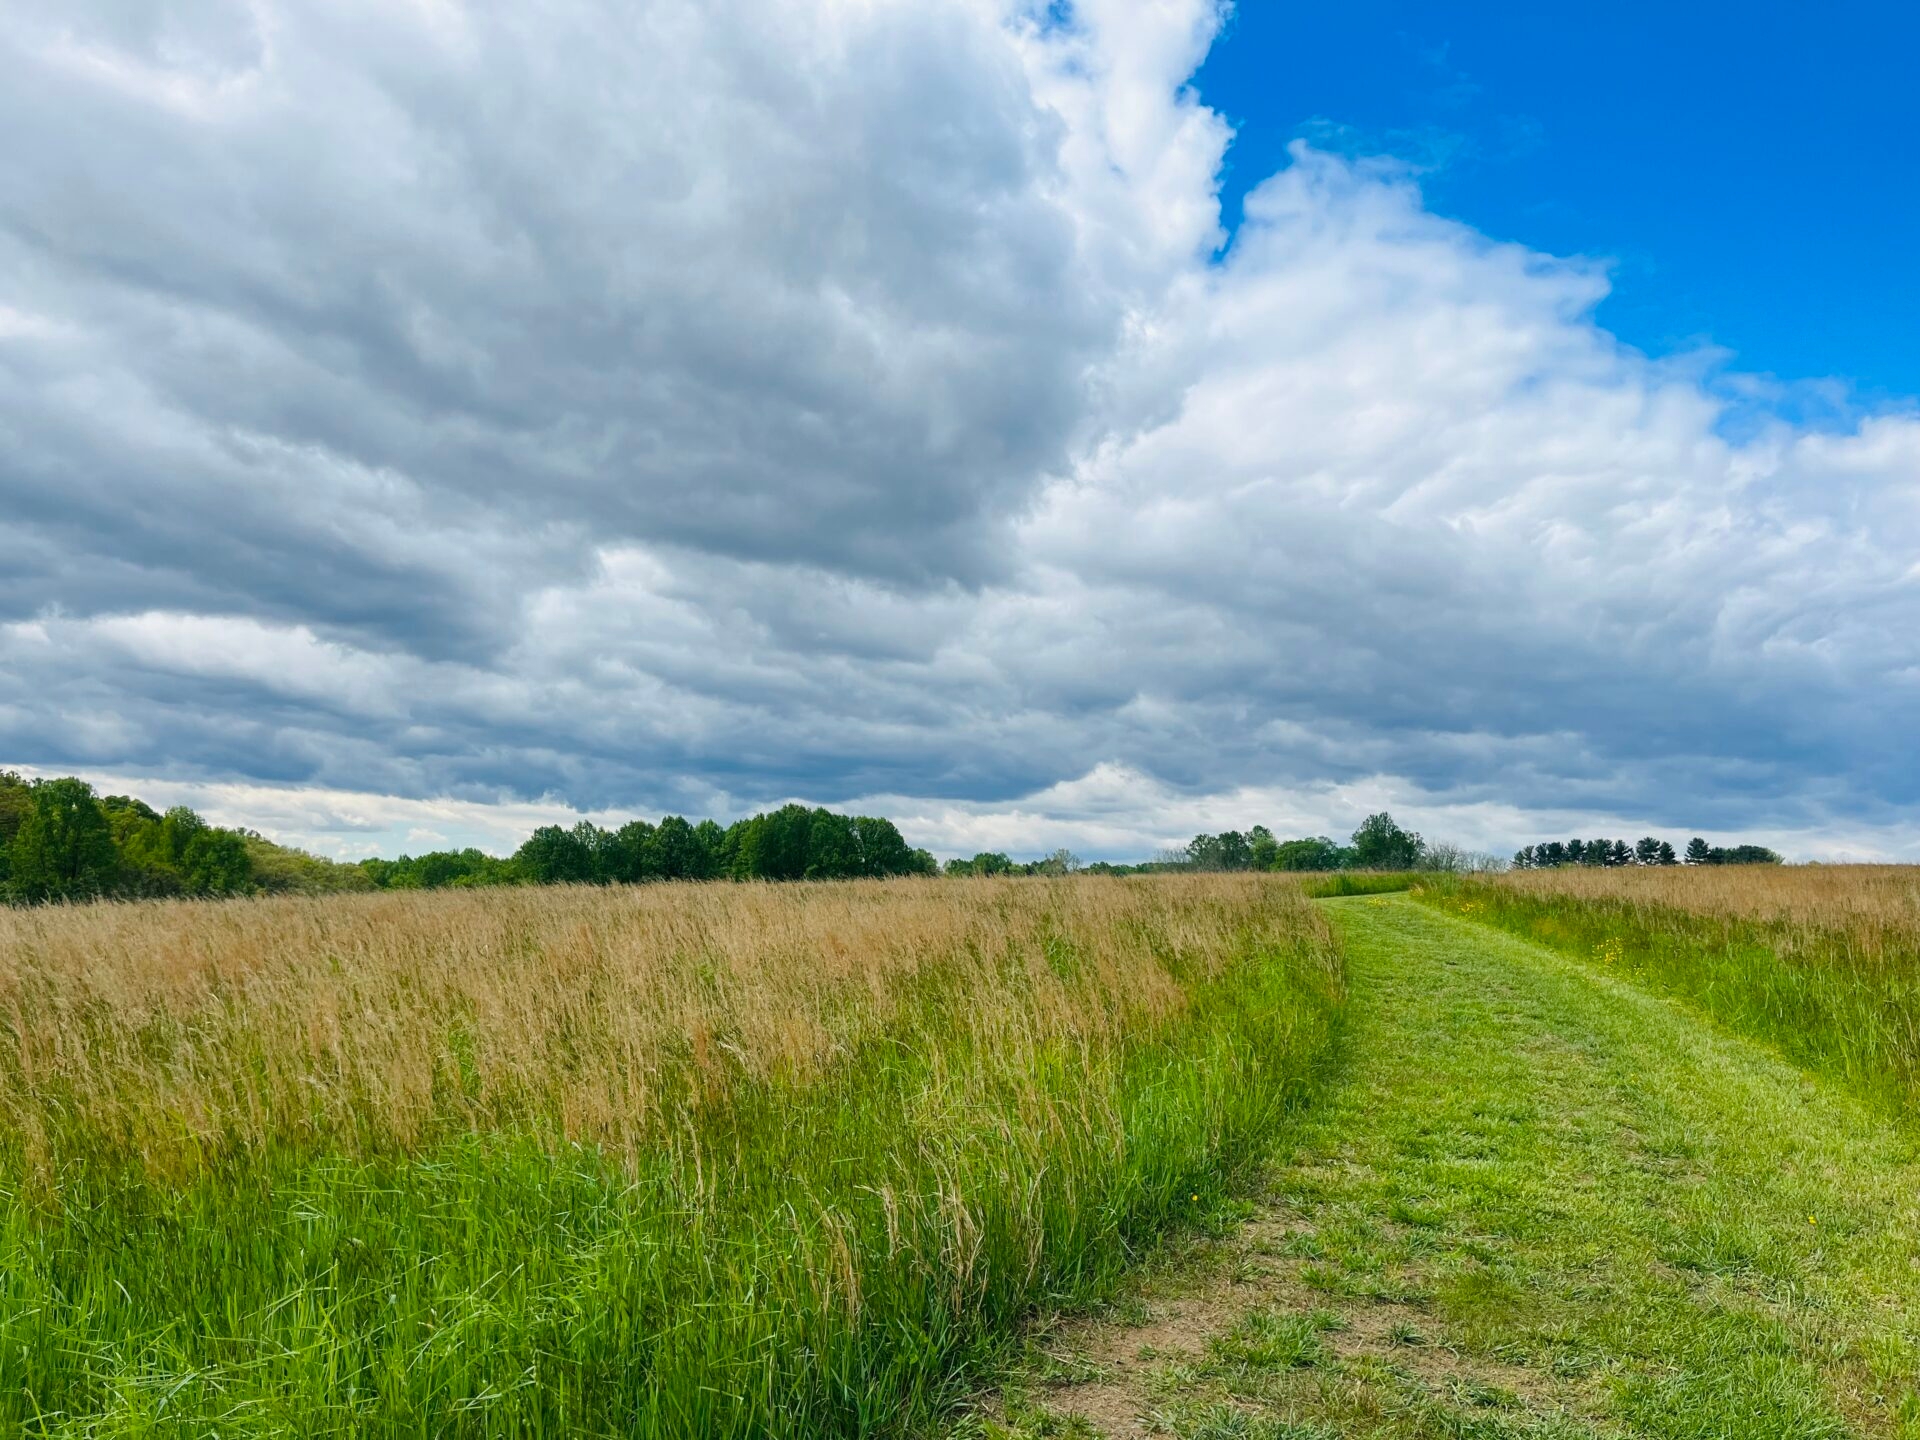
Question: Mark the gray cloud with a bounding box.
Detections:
[1,1,1917,861]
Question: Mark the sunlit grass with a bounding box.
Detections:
[1418,865,1920,1109]
[0,875,1342,1437]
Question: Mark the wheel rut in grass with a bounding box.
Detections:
[963,893,1920,1439]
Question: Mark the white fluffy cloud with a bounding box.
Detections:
[2,0,1916,861]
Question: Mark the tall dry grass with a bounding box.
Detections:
[0,875,1289,1177]
[0,874,1342,1437]
[1421,866,1920,1109]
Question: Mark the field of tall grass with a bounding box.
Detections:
[1419,865,1920,1109]
[0,874,1341,1438]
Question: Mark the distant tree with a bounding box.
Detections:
[610,819,659,882]
[689,820,727,880]
[8,778,118,904]
[244,834,379,894]
[1717,844,1783,865]
[515,824,599,884]
[1512,844,1536,869]
[1608,839,1633,867]
[805,808,860,879]
[1034,848,1082,876]
[947,851,1014,877]
[1271,837,1345,871]
[852,815,916,877]
[1633,836,1662,866]
[1657,840,1678,865]
[1563,839,1585,865]
[0,771,30,847]
[733,804,811,880]
[0,772,29,889]
[1186,830,1254,871]
[1249,825,1278,870]
[1349,813,1423,870]
[181,826,254,896]
[1684,837,1712,865]
[654,814,703,880]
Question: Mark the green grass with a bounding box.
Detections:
[1299,873,1421,898]
[972,895,1920,1438]
[1416,874,1920,1111]
[0,911,1342,1438]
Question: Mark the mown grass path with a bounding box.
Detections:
[973,894,1920,1438]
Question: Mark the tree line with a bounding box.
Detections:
[951,813,1497,877]
[1168,813,1498,874]
[1511,837,1782,868]
[0,773,939,905]
[0,772,1790,908]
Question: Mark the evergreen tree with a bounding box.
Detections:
[1685,837,1712,865]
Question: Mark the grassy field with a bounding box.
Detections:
[1416,866,1920,1110]
[978,893,1920,1438]
[8,866,1919,1437]
[0,876,1342,1437]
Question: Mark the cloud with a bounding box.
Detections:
[1,0,1916,861]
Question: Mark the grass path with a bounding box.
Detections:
[966,894,1920,1438]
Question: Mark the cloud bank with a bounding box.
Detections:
[2,0,1916,860]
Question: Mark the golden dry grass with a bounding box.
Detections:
[0,873,1326,1178]
[1426,864,1920,1112]
[0,873,1344,1437]
[1490,863,1920,970]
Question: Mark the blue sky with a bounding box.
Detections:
[1197,1,1920,400]
[1,0,1915,864]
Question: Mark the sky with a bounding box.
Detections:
[1,0,1916,864]
[1194,1,1920,403]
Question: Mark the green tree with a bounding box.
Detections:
[1272,837,1345,871]
[515,824,598,884]
[611,820,660,882]
[804,809,860,879]
[1034,848,1081,876]
[182,827,254,896]
[8,778,118,903]
[1248,825,1278,870]
[1349,812,1424,870]
[1186,831,1254,871]
[1634,836,1663,865]
[947,851,1014,877]
[1684,837,1712,865]
[1657,840,1678,865]
[646,815,698,879]
[852,815,914,877]
[689,820,727,880]
[0,771,31,889]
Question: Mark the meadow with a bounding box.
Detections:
[0,875,1342,1438]
[9,863,1920,1439]
[1417,864,1920,1110]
